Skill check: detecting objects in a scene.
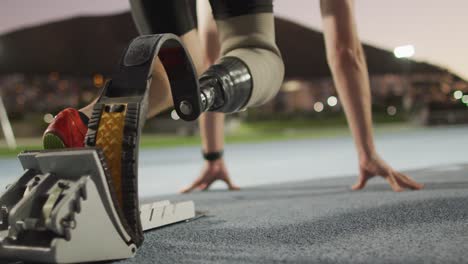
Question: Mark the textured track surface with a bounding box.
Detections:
[0,127,467,263]
[121,164,468,264]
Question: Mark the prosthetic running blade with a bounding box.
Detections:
[84,34,201,246]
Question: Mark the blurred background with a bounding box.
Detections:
[0,0,467,155]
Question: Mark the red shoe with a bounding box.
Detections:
[42,108,88,149]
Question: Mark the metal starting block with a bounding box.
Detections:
[0,33,204,263]
[0,149,195,263]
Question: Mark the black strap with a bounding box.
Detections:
[111,34,202,121]
[203,150,224,161]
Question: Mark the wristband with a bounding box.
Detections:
[203,150,223,161]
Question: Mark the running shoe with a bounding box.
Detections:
[42,108,87,149]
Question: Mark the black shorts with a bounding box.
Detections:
[130,0,273,36]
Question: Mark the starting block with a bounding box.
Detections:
[0,149,195,263]
[0,34,209,263]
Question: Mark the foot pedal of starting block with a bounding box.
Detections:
[0,150,196,263]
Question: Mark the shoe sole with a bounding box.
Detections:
[43,133,66,149]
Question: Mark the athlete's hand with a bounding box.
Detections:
[180,159,240,193]
[352,154,424,192]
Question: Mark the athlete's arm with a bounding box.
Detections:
[320,0,423,191]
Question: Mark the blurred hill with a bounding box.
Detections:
[0,12,460,80]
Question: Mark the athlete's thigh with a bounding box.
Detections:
[129,0,196,36]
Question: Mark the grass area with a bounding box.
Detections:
[0,143,42,157]
[140,122,414,149]
[0,117,419,158]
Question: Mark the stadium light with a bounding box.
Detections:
[394,45,415,59]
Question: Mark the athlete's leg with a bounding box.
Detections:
[195,0,284,114]
[79,98,98,117]
[131,0,205,117]
[80,0,206,119]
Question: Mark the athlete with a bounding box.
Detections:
[43,0,284,153]
[182,0,424,193]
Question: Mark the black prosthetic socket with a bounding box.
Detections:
[199,57,252,113]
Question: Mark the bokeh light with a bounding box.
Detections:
[314,102,324,112]
[48,72,59,81]
[327,96,338,107]
[93,74,104,88]
[462,95,468,104]
[43,113,54,123]
[387,105,397,116]
[453,90,463,100]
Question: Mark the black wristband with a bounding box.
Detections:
[203,150,224,161]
